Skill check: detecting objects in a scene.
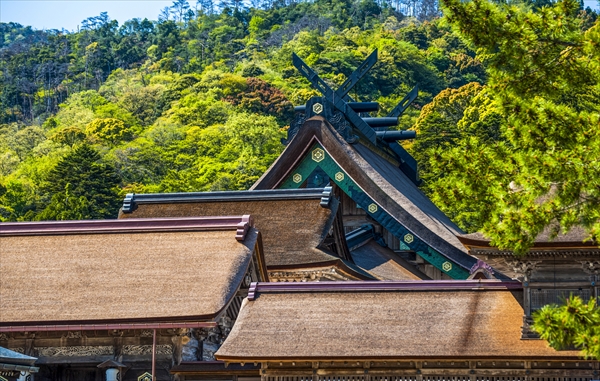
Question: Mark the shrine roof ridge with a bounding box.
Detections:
[0,215,253,241]
[122,187,334,213]
[247,279,522,299]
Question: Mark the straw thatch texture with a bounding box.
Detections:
[216,289,579,359]
[460,225,597,248]
[350,241,428,280]
[120,199,337,267]
[252,117,477,271]
[1,229,257,324]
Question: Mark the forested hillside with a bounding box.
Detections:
[1,0,598,253]
[0,0,486,221]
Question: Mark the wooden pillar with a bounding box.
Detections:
[260,362,268,381]
[523,281,531,317]
[151,329,156,381]
[363,361,370,381]
[24,333,35,357]
[415,361,422,381]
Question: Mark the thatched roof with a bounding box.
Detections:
[252,117,477,272]
[350,240,428,280]
[0,217,259,327]
[118,189,347,269]
[216,281,579,360]
[459,225,598,251]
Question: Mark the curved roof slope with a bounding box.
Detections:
[118,189,368,278]
[350,240,428,280]
[0,217,257,327]
[216,281,579,360]
[252,117,477,275]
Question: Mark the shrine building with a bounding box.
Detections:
[1,51,599,381]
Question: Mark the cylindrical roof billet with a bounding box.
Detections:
[376,130,416,141]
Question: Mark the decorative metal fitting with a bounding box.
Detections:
[442,261,453,272]
[311,148,325,162]
[312,103,324,114]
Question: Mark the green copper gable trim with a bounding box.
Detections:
[280,143,470,280]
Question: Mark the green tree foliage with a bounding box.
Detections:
[533,296,600,360]
[86,118,134,144]
[35,183,94,221]
[407,0,600,358]
[50,126,87,147]
[409,82,503,230]
[0,180,36,221]
[426,0,600,253]
[158,112,284,192]
[1,0,560,222]
[1,0,486,125]
[38,144,121,219]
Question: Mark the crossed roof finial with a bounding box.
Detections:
[292,50,379,143]
[289,50,421,184]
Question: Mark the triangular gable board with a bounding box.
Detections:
[253,117,477,280]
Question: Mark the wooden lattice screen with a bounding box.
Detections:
[530,288,593,311]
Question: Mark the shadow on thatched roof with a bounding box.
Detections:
[216,280,580,361]
[0,216,260,329]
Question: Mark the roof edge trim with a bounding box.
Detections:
[121,188,331,213]
[0,216,253,238]
[247,280,521,299]
[458,234,599,251]
[0,321,217,333]
[215,354,583,362]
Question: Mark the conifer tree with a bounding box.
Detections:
[40,144,121,219]
[170,0,191,22]
[433,0,600,358]
[433,0,600,253]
